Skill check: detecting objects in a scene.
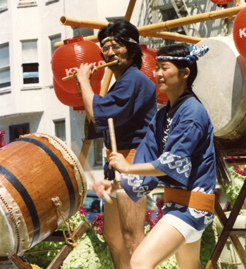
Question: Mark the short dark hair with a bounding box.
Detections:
[157,44,197,90]
[98,20,143,69]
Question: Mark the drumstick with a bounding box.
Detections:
[108,118,121,183]
[62,60,118,81]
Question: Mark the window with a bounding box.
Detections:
[94,138,104,166]
[0,0,8,12]
[0,43,11,90]
[49,34,61,56]
[106,16,124,23]
[21,40,39,84]
[160,8,186,45]
[18,0,37,7]
[9,123,29,142]
[46,0,59,5]
[54,119,66,142]
[73,27,94,38]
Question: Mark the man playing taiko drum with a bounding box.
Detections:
[76,20,157,269]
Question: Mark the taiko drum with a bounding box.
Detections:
[0,133,87,256]
[193,36,246,140]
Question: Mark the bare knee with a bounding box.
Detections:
[122,230,136,252]
[130,253,153,269]
[130,254,142,269]
[121,227,145,254]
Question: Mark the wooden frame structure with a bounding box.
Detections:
[0,222,88,269]
[207,134,246,268]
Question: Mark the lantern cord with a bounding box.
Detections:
[52,197,79,248]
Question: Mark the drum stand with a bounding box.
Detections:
[0,221,88,269]
[206,134,246,269]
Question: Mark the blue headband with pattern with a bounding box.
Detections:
[155,44,209,65]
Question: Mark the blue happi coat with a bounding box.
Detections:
[88,64,157,150]
[121,90,216,230]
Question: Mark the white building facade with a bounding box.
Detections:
[0,0,240,183]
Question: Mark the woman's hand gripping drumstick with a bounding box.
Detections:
[108,118,132,174]
[62,60,118,81]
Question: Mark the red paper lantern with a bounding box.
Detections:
[140,44,168,105]
[53,78,83,108]
[233,7,246,60]
[51,36,105,94]
[210,0,233,5]
[53,78,101,112]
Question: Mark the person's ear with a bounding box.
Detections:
[183,67,190,79]
[127,52,136,60]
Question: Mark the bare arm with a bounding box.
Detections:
[109,152,166,177]
[76,63,96,123]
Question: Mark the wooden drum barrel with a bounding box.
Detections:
[0,133,87,257]
[193,36,246,140]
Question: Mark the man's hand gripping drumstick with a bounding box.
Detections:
[92,118,122,199]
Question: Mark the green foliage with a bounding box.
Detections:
[24,212,215,269]
[24,241,65,268]
[221,166,246,209]
[200,222,216,266]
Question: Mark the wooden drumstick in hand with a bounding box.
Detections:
[108,118,121,183]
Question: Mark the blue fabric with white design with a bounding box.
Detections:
[156,44,209,65]
[120,90,216,231]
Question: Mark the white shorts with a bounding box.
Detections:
[160,214,204,243]
[110,189,125,198]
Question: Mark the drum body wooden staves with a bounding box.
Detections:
[0,133,87,257]
[193,36,246,140]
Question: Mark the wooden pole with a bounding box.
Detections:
[60,16,108,29]
[124,0,137,21]
[147,31,204,44]
[137,5,245,35]
[55,5,245,49]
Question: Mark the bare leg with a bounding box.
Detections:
[103,197,131,269]
[117,192,146,254]
[103,192,146,269]
[176,239,206,269]
[130,221,186,269]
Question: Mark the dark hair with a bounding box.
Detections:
[98,20,143,69]
[157,44,231,186]
[157,44,197,90]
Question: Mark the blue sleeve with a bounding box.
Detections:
[151,120,204,186]
[93,79,140,132]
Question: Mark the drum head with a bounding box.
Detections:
[0,204,15,256]
[193,36,246,140]
[0,184,29,256]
